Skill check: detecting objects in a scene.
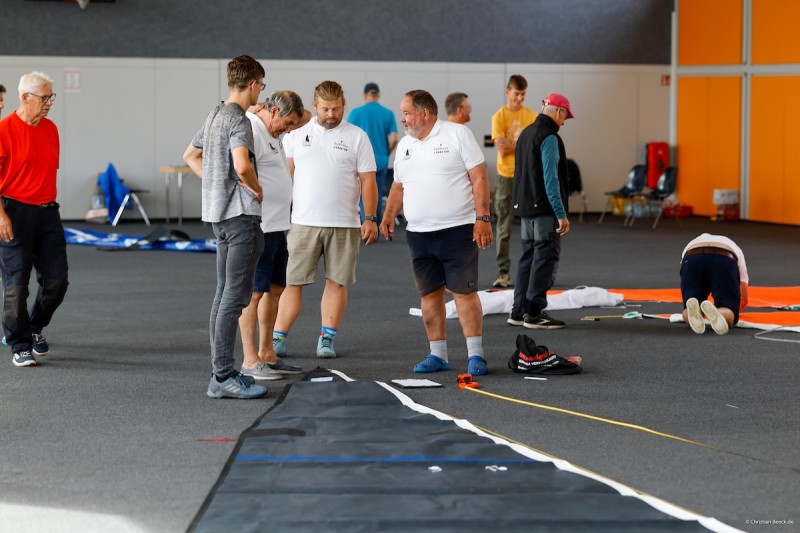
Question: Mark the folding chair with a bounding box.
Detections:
[597,164,647,224]
[97,163,151,227]
[566,159,588,223]
[624,166,678,229]
[111,189,151,227]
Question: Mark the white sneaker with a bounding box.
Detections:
[685,298,705,334]
[701,300,730,335]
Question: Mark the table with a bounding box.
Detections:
[159,165,194,225]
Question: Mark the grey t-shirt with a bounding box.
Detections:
[191,102,261,223]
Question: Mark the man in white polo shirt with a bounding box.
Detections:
[274,80,378,359]
[238,90,307,381]
[380,89,493,376]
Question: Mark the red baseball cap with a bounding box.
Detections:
[542,93,574,119]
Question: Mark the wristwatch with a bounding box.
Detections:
[476,215,492,222]
[364,215,378,222]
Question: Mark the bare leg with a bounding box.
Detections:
[274,285,303,334]
[451,291,483,338]
[320,278,348,328]
[717,307,735,327]
[259,285,284,364]
[239,291,264,368]
[420,286,447,341]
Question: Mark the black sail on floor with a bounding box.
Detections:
[190,373,717,532]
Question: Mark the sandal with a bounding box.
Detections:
[413,354,451,373]
[467,355,488,376]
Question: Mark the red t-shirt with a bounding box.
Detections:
[0,112,60,204]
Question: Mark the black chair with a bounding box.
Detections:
[625,166,678,229]
[598,164,647,224]
[566,159,588,223]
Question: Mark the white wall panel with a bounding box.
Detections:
[0,56,669,219]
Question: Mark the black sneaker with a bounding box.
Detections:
[13,350,37,367]
[523,312,565,330]
[507,311,525,326]
[32,333,49,356]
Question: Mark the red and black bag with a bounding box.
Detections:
[508,334,582,375]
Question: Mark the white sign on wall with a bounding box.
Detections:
[64,69,82,92]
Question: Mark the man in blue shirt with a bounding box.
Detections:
[348,83,398,226]
[508,93,575,330]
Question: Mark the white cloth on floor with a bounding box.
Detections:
[409,286,624,319]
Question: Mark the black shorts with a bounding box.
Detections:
[680,253,741,322]
[407,224,479,296]
[252,231,288,292]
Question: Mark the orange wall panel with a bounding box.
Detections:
[752,0,800,64]
[678,0,742,66]
[749,76,800,224]
[676,77,740,216]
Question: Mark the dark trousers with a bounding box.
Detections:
[0,198,69,352]
[512,215,560,316]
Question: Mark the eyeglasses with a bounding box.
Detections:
[255,81,266,91]
[28,92,56,104]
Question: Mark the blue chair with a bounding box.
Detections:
[625,166,679,229]
[598,164,647,224]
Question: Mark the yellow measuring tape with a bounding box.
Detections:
[463,386,797,471]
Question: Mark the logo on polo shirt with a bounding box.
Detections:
[333,140,349,152]
[268,142,279,154]
[433,144,450,155]
[303,135,312,146]
[403,149,411,160]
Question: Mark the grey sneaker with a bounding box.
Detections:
[32,333,49,356]
[273,336,287,357]
[207,370,268,399]
[267,359,303,375]
[13,350,37,367]
[701,300,730,335]
[241,362,284,381]
[685,297,705,334]
[316,334,336,358]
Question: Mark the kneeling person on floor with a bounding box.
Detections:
[680,233,748,336]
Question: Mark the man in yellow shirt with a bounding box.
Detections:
[491,75,537,288]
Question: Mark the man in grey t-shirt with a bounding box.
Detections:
[184,55,267,400]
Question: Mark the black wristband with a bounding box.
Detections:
[364,215,378,222]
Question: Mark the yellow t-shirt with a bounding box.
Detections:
[491,105,537,177]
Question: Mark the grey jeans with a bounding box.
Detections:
[512,215,561,316]
[210,215,263,377]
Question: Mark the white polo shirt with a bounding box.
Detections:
[247,112,293,233]
[284,118,376,228]
[394,119,485,232]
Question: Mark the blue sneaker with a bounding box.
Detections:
[413,354,451,373]
[316,334,336,358]
[32,333,49,356]
[13,350,37,367]
[273,336,287,357]
[207,371,268,399]
[467,355,488,376]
